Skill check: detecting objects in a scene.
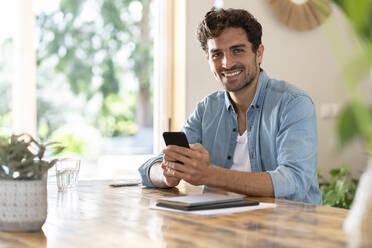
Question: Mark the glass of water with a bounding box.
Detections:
[55,158,81,191]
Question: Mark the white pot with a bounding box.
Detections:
[0,176,47,232]
[343,159,372,248]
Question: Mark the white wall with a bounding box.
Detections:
[183,0,368,177]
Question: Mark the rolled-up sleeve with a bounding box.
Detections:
[268,95,318,201]
[138,154,163,187]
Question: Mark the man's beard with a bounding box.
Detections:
[222,61,257,92]
[228,68,256,92]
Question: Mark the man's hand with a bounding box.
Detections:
[162,143,211,186]
[161,143,274,197]
[160,160,181,187]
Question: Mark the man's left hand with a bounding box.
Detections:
[162,143,211,186]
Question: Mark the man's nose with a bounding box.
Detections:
[222,54,234,69]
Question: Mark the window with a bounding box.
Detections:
[0,3,15,136]
[0,0,172,179]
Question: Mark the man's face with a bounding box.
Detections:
[207,27,263,92]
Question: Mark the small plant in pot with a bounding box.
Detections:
[0,133,63,232]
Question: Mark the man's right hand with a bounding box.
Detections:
[161,160,181,187]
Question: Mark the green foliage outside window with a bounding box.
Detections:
[0,38,13,136]
[36,0,154,156]
[97,93,138,137]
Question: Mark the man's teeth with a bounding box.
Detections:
[224,71,241,77]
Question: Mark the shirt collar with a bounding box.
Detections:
[224,68,269,111]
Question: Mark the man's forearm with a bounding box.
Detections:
[149,162,169,188]
[206,166,274,197]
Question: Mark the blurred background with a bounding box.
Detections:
[0,0,157,178]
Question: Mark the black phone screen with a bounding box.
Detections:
[162,132,190,148]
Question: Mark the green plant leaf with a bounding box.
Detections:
[0,133,64,180]
[335,179,346,193]
[320,163,359,209]
[330,168,341,177]
[339,164,349,176]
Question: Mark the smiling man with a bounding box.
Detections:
[139,8,322,204]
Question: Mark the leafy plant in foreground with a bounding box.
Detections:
[0,133,64,180]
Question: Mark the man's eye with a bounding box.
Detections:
[212,53,221,59]
[233,49,244,54]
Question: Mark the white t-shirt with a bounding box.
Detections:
[230,130,251,172]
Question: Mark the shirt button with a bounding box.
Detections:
[233,128,236,132]
[227,156,231,160]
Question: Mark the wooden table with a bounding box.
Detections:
[0,180,349,248]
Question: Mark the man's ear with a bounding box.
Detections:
[256,44,264,64]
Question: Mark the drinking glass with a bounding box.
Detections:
[55,159,81,191]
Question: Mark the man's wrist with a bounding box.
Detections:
[204,165,220,187]
[149,162,166,187]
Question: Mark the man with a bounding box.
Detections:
[139,8,322,204]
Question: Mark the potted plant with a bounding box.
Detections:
[0,133,63,232]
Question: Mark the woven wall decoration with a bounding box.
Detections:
[270,0,332,31]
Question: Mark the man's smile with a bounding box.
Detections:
[221,66,244,80]
[222,69,242,78]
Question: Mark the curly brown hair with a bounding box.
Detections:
[197,8,262,54]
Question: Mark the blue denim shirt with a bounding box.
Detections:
[139,70,322,204]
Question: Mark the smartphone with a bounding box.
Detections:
[163,132,190,148]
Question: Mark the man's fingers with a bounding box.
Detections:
[163,151,175,162]
[189,143,208,154]
[163,167,181,180]
[162,161,183,177]
[163,149,187,162]
[163,169,178,178]
[162,173,180,187]
[163,152,178,162]
[166,143,207,158]
[164,161,188,173]
[189,143,202,149]
[165,168,188,182]
[164,145,196,158]
[164,143,208,158]
[163,161,199,181]
[164,150,197,167]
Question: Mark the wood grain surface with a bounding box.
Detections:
[0,180,350,248]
